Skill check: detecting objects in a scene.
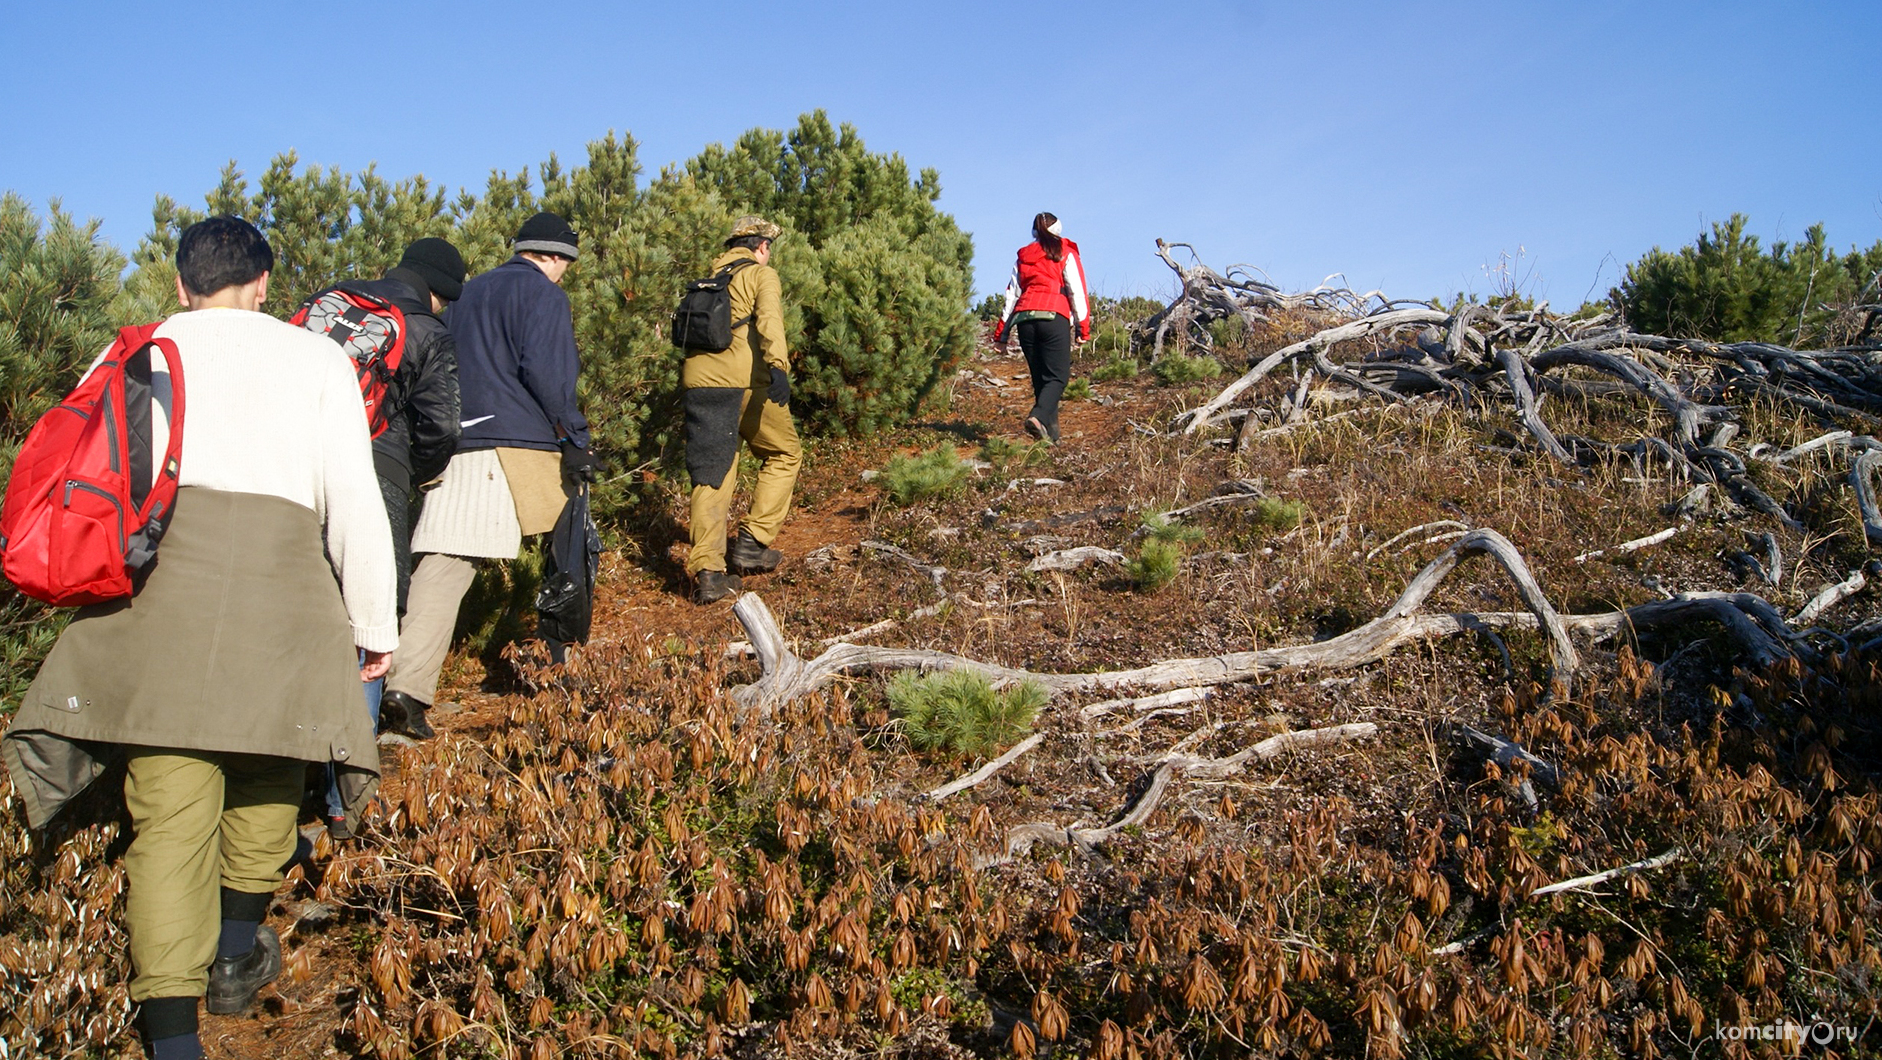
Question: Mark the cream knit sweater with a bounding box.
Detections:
[94,308,399,651]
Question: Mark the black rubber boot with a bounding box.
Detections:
[728,528,782,574]
[205,924,281,1016]
[380,690,435,740]
[693,570,742,604]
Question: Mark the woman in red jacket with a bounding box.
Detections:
[995,212,1090,443]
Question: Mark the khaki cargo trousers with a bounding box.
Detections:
[123,749,301,1000]
[687,391,802,575]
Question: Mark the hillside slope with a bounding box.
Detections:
[4,318,1879,1059]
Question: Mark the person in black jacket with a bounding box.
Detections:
[323,239,463,813]
[383,214,592,740]
[353,237,465,606]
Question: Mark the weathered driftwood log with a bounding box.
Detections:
[1026,547,1126,573]
[1160,480,1270,521]
[1080,686,1212,720]
[1497,348,1574,464]
[1794,568,1870,627]
[1853,450,1882,544]
[1157,722,1379,778]
[1530,849,1683,898]
[975,722,1376,868]
[731,530,1801,713]
[1573,527,1681,564]
[978,764,1175,868]
[862,540,947,590]
[921,734,1044,802]
[1455,724,1561,788]
[1174,307,1450,433]
[990,506,1129,535]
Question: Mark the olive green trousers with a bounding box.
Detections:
[123,749,300,1000]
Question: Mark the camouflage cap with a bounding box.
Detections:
[728,215,783,241]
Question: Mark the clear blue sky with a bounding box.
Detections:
[4,1,1877,306]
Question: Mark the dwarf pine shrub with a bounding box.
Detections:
[889,669,1044,758]
[879,444,971,505]
[129,112,978,528]
[1614,214,1882,345]
[0,196,133,709]
[1093,352,1139,381]
[1154,350,1225,385]
[1063,378,1093,401]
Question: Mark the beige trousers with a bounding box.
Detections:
[384,553,477,706]
[122,749,301,1001]
[687,393,802,575]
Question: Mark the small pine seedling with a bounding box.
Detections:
[979,436,1051,475]
[1063,378,1093,401]
[1250,497,1307,530]
[880,445,972,506]
[889,669,1045,758]
[1125,514,1205,591]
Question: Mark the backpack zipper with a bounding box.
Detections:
[63,479,127,552]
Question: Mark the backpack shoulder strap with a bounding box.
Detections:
[718,258,761,330]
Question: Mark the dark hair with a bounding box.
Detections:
[725,234,772,252]
[1033,212,1063,262]
[176,216,273,296]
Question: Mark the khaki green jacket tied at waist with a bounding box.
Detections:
[681,247,791,391]
[2,487,381,828]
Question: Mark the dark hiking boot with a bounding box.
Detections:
[1025,416,1056,445]
[728,528,782,574]
[380,690,435,740]
[326,814,353,841]
[205,925,281,1015]
[693,570,742,604]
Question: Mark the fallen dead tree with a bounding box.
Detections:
[974,722,1378,869]
[1154,243,1882,538]
[730,530,1798,713]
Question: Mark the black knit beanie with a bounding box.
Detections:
[397,238,467,302]
[513,212,580,260]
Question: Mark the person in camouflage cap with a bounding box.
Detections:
[680,215,800,603]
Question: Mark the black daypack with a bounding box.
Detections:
[670,258,757,353]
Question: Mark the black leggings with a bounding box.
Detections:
[1016,316,1071,441]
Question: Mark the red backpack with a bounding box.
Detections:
[0,323,186,606]
[290,285,407,438]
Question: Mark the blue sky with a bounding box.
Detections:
[4,1,1876,305]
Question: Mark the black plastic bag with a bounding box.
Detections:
[536,483,600,645]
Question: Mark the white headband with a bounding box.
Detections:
[1045,220,1063,236]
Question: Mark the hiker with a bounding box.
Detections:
[0,216,396,1059]
[309,238,466,828]
[681,215,802,604]
[994,212,1091,444]
[382,212,592,735]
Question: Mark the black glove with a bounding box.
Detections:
[767,366,791,406]
[559,439,597,483]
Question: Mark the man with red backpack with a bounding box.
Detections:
[1,216,395,1060]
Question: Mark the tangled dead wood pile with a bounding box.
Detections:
[1148,241,1882,569]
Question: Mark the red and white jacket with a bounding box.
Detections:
[998,239,1091,342]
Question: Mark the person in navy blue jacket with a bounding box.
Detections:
[381,213,596,738]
